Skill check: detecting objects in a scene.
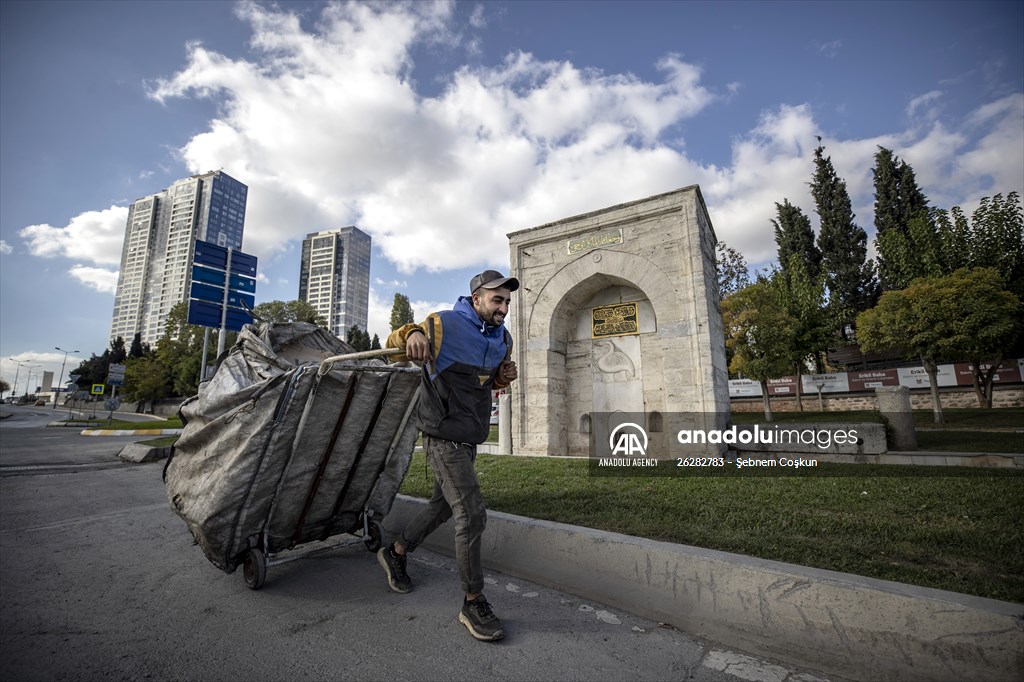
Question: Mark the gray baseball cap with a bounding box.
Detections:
[470,269,520,293]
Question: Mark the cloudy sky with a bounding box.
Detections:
[1,0,1021,392]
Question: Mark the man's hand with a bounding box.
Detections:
[405,330,432,362]
[499,360,517,384]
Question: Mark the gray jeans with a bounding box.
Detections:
[399,435,487,595]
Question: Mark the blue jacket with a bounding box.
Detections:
[386,297,511,444]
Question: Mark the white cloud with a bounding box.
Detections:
[0,240,12,255]
[19,205,128,265]
[469,3,486,29]
[69,265,119,293]
[907,90,944,121]
[17,1,1022,290]
[375,277,408,288]
[814,40,842,59]
[145,2,716,274]
[959,93,1024,198]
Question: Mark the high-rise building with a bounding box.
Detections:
[109,170,248,346]
[298,227,371,338]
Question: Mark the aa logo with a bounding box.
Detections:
[609,422,648,456]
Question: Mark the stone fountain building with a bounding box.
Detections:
[505,185,729,457]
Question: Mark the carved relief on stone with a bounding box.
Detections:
[593,338,637,383]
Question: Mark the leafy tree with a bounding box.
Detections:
[71,351,111,392]
[873,147,930,290]
[876,192,1023,299]
[252,300,328,328]
[161,302,216,395]
[960,193,1024,299]
[714,242,751,297]
[346,325,371,352]
[811,143,879,338]
[123,354,171,404]
[109,336,127,364]
[0,379,10,398]
[721,279,798,421]
[856,268,1022,421]
[129,333,148,359]
[370,334,382,350]
[772,199,821,285]
[390,293,415,330]
[770,257,831,408]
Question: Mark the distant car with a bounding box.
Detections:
[34,399,47,406]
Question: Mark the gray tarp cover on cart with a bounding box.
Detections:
[164,322,420,574]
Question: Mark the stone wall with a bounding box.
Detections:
[731,386,1024,412]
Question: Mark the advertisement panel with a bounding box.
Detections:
[728,379,763,397]
[800,373,850,393]
[847,369,900,392]
[897,364,958,388]
[766,376,798,396]
[950,361,1021,386]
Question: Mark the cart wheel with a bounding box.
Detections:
[364,519,386,553]
[243,547,267,590]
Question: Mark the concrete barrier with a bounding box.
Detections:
[385,495,1023,682]
[117,443,172,463]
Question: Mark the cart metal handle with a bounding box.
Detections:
[318,347,405,376]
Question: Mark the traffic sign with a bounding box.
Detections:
[186,240,258,332]
[90,384,105,395]
[107,363,126,387]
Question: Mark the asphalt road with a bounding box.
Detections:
[0,410,835,682]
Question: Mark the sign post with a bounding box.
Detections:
[187,240,257,381]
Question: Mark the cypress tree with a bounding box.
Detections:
[389,293,415,330]
[811,143,879,337]
[872,146,930,289]
[772,199,821,285]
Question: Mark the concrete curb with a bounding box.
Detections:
[384,495,1023,682]
[117,443,173,463]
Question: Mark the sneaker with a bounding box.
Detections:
[377,545,411,594]
[459,595,504,641]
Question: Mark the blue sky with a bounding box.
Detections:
[1,0,1021,392]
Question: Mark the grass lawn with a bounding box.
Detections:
[733,408,1023,454]
[399,452,1024,603]
[68,416,183,430]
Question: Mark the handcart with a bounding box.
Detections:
[163,322,420,590]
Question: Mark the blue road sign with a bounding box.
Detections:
[194,241,228,269]
[226,308,254,331]
[228,273,256,293]
[190,281,225,304]
[187,300,224,328]
[192,265,227,286]
[226,290,256,310]
[229,251,258,277]
[188,240,258,332]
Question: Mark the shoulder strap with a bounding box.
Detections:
[427,314,438,376]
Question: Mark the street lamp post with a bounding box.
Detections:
[12,362,23,401]
[54,347,79,409]
[22,365,40,399]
